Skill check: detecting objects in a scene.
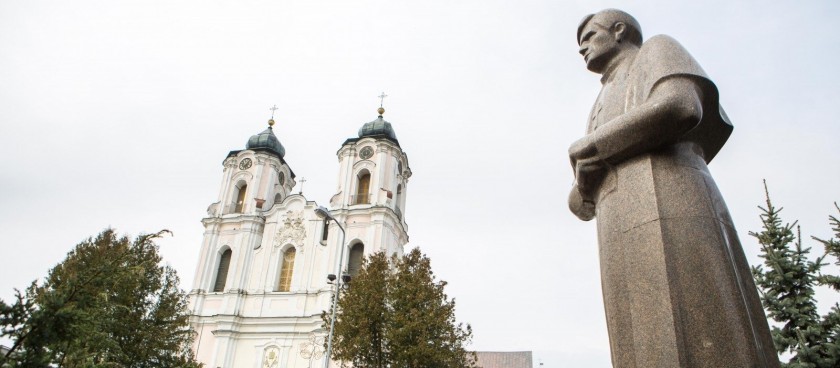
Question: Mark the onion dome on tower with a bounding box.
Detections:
[358,106,399,145]
[246,117,286,158]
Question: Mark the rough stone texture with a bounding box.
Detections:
[568,9,779,367]
[474,351,533,368]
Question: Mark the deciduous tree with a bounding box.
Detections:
[326,252,391,368]
[0,229,199,368]
[323,248,475,368]
[388,249,475,368]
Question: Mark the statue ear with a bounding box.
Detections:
[613,22,626,43]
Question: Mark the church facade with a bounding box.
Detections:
[188,108,411,368]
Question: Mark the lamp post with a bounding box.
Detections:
[314,206,347,368]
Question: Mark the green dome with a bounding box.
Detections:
[246,126,286,158]
[358,116,398,143]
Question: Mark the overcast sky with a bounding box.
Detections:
[2,0,839,366]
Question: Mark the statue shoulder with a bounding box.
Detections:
[635,35,733,164]
[641,34,683,52]
[634,34,709,84]
[638,35,697,69]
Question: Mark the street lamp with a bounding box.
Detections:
[314,206,347,368]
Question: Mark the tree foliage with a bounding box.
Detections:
[327,252,391,368]
[750,183,840,367]
[0,229,200,368]
[388,249,475,368]
[322,248,476,368]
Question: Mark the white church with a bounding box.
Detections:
[188,105,411,368]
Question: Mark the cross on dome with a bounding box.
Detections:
[268,104,279,127]
[377,92,388,116]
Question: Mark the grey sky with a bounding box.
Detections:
[1,1,838,366]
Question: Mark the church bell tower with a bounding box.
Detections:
[188,104,411,368]
[326,105,412,273]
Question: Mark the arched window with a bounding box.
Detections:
[234,183,247,213]
[274,192,282,204]
[348,243,365,277]
[277,247,296,292]
[354,171,370,205]
[213,249,232,292]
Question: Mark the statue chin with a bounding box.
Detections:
[568,187,596,221]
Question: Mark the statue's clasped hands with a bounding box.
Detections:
[569,134,604,194]
[568,134,603,221]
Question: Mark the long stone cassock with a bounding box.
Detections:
[572,35,779,367]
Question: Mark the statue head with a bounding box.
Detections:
[577,9,642,74]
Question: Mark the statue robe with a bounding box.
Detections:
[583,35,779,367]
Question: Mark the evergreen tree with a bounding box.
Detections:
[0,229,199,368]
[811,203,840,364]
[323,248,475,368]
[750,183,840,367]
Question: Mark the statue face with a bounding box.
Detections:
[578,20,620,74]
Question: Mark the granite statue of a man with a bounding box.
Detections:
[568,9,779,367]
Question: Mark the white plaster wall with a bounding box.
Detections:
[190,136,411,368]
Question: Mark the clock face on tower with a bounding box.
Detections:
[239,158,252,170]
[359,146,373,160]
